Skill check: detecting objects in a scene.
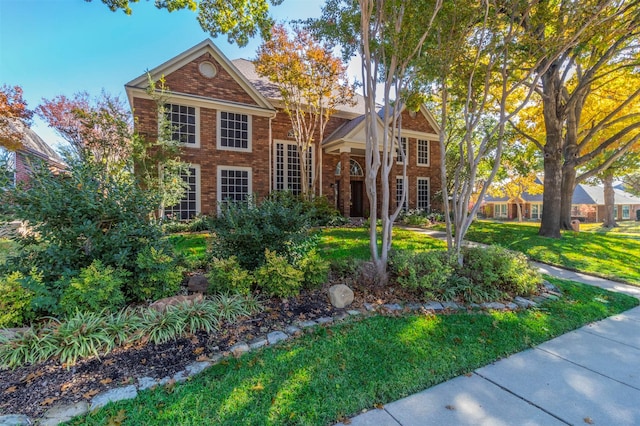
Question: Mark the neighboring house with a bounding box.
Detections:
[481,183,640,222]
[4,121,64,186]
[125,39,441,219]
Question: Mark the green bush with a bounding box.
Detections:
[255,250,304,297]
[0,272,35,328]
[131,246,184,302]
[210,194,318,270]
[207,256,254,295]
[163,215,212,234]
[59,260,127,316]
[390,250,453,299]
[297,249,330,289]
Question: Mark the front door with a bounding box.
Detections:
[350,181,364,217]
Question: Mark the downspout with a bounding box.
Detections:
[269,114,273,193]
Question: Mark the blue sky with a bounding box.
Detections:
[0,0,324,149]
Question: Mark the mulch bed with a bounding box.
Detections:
[0,275,411,420]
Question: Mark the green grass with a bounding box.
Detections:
[456,221,640,286]
[167,233,210,267]
[319,227,446,261]
[580,221,640,235]
[69,277,637,426]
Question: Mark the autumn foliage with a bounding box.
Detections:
[0,85,33,151]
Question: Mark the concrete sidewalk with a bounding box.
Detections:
[339,229,640,425]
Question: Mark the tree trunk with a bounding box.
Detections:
[603,173,617,228]
[560,165,577,230]
[516,202,522,222]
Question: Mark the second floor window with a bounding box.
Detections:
[165,104,197,145]
[219,111,250,150]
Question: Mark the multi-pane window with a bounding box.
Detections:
[495,204,507,218]
[622,205,630,219]
[396,176,408,211]
[417,139,430,166]
[531,204,542,220]
[396,137,407,164]
[417,177,430,211]
[275,142,312,195]
[219,111,250,150]
[614,205,618,218]
[165,166,199,220]
[571,205,581,217]
[165,104,197,145]
[218,167,251,203]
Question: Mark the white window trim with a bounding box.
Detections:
[495,203,508,218]
[396,136,408,165]
[163,164,201,219]
[160,103,200,148]
[622,205,630,219]
[217,110,252,152]
[416,177,430,211]
[273,140,314,193]
[416,139,430,167]
[217,165,253,207]
[531,203,542,220]
[396,175,408,210]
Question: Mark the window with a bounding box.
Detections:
[494,203,507,218]
[218,167,251,204]
[218,111,251,151]
[622,205,630,219]
[396,176,408,211]
[531,204,542,220]
[165,166,199,220]
[417,139,430,166]
[614,205,618,218]
[396,137,407,165]
[164,104,198,146]
[335,159,364,177]
[275,142,312,195]
[417,177,430,211]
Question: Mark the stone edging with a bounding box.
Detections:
[0,282,560,426]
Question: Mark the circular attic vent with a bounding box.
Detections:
[198,61,217,78]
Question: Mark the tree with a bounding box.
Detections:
[509,1,640,237]
[37,92,133,175]
[0,85,33,151]
[255,24,354,198]
[93,0,284,46]
[313,0,442,282]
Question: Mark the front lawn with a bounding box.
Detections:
[460,221,640,286]
[71,277,637,426]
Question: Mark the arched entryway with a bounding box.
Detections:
[335,159,365,217]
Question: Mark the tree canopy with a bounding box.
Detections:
[0,85,33,151]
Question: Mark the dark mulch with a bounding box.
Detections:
[0,274,411,420]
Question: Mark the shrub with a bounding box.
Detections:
[59,260,127,316]
[163,215,212,234]
[297,249,330,289]
[390,250,453,299]
[207,256,254,295]
[130,246,184,302]
[255,250,304,297]
[0,271,34,328]
[210,195,315,270]
[51,310,114,366]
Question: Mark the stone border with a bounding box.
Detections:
[0,282,560,426]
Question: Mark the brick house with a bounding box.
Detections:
[125,39,441,218]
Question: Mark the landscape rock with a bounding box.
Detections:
[347,310,361,316]
[90,385,137,410]
[187,274,209,293]
[333,311,350,321]
[514,296,537,308]
[285,325,302,336]
[173,371,188,383]
[328,284,355,308]
[137,376,157,391]
[505,302,519,310]
[405,302,423,311]
[230,342,250,357]
[248,336,269,350]
[267,331,289,345]
[316,316,333,324]
[40,401,89,426]
[185,361,211,376]
[363,303,376,312]
[481,302,506,310]
[298,320,317,328]
[149,293,203,313]
[0,414,31,426]
[441,301,460,310]
[423,301,444,311]
[383,303,403,311]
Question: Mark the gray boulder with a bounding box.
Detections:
[329,284,354,308]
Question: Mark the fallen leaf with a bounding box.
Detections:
[342,419,352,425]
[140,358,147,365]
[193,347,205,355]
[60,382,73,392]
[584,418,594,424]
[251,383,264,391]
[107,409,127,426]
[465,373,473,377]
[196,355,210,362]
[40,397,58,406]
[83,389,99,399]
[374,403,384,409]
[100,378,113,385]
[4,386,17,394]
[103,359,115,366]
[445,405,455,411]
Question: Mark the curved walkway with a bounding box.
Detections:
[339,227,640,425]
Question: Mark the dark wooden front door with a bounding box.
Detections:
[350,181,364,217]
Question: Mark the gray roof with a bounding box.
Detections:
[231,58,367,116]
[323,115,365,145]
[484,183,640,205]
[9,120,63,165]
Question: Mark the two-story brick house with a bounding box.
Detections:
[125,39,441,218]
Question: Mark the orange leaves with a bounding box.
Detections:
[0,84,33,151]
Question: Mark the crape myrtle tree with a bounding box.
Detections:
[93,0,284,46]
[255,24,355,198]
[508,0,640,237]
[0,85,33,151]
[310,0,442,282]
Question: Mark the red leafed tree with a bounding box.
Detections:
[37,92,133,173]
[0,85,33,151]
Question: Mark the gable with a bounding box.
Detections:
[126,40,274,111]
